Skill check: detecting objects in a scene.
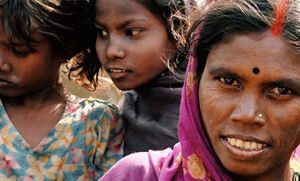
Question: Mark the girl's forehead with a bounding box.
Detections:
[96,0,147,14]
[95,0,163,27]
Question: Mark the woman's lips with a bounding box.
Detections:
[221,136,271,160]
[226,137,266,150]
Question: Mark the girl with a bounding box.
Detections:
[0,0,123,180]
[94,0,195,155]
[100,0,300,180]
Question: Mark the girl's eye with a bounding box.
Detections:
[97,28,108,38]
[270,86,295,96]
[12,48,33,58]
[125,29,143,37]
[218,77,239,87]
[14,50,30,57]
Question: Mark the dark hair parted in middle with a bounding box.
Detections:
[187,0,300,77]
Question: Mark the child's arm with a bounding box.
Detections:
[94,103,124,178]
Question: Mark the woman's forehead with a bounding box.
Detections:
[205,31,300,78]
[209,31,297,61]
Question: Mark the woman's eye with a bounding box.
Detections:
[270,86,295,96]
[125,29,143,37]
[218,77,239,87]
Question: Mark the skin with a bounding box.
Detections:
[95,0,175,90]
[0,26,66,148]
[199,31,300,181]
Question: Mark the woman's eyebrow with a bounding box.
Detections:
[262,78,300,91]
[209,67,241,80]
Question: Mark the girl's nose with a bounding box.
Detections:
[0,63,11,73]
[106,39,125,61]
[230,93,265,127]
[0,55,11,73]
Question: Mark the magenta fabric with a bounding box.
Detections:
[176,49,232,180]
[100,143,183,181]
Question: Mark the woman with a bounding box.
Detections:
[100,0,300,180]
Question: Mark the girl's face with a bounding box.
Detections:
[0,26,61,97]
[95,0,175,90]
[199,31,300,179]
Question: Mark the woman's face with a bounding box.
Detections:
[95,0,175,90]
[199,31,300,179]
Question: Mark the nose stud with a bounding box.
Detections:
[258,113,263,118]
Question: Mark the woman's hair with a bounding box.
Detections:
[0,0,98,90]
[187,0,300,76]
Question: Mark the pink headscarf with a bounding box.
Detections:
[176,29,232,180]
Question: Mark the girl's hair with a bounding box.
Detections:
[93,0,196,80]
[0,0,98,90]
[136,0,197,78]
[188,0,300,76]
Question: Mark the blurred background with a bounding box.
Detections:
[61,70,122,105]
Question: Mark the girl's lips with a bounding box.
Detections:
[107,68,130,79]
[0,78,13,87]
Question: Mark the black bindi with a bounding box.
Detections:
[252,67,260,75]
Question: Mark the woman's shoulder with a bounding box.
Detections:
[100,146,179,181]
[100,152,158,181]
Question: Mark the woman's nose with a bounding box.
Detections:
[230,93,265,127]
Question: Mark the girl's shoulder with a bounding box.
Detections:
[65,94,121,125]
[291,149,300,181]
[293,171,300,181]
[67,94,119,112]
